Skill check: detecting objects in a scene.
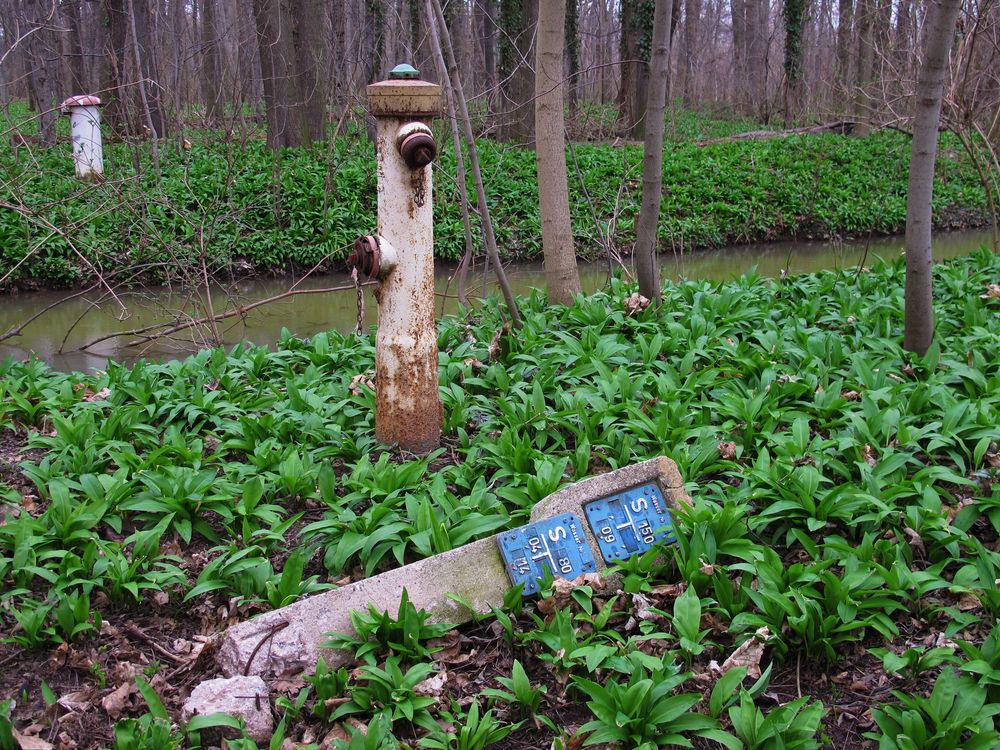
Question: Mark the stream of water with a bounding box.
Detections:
[0,229,993,372]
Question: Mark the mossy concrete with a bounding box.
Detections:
[217,456,689,678]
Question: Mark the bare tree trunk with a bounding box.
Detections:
[599,0,611,104]
[536,0,580,305]
[619,0,651,137]
[102,0,130,135]
[904,0,962,355]
[635,0,673,302]
[62,0,87,94]
[745,0,768,119]
[252,0,308,148]
[682,0,700,105]
[169,0,187,142]
[425,1,473,305]
[566,0,580,115]
[426,0,522,327]
[499,0,537,141]
[835,0,852,101]
[385,0,399,67]
[730,0,747,111]
[330,0,348,111]
[292,0,327,142]
[22,0,60,146]
[782,0,807,128]
[853,0,874,135]
[480,0,497,100]
[201,0,223,121]
[131,0,167,138]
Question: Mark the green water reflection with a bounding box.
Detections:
[0,229,992,371]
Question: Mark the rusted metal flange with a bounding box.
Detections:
[349,235,381,279]
[398,131,436,169]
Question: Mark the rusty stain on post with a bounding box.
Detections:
[359,69,443,454]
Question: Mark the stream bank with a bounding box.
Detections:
[0,229,993,372]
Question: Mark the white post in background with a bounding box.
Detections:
[61,95,104,181]
[348,64,443,454]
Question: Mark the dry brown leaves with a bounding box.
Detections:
[717,442,738,460]
[536,573,607,617]
[623,292,650,317]
[348,372,374,396]
[427,630,470,666]
[12,728,54,750]
[487,324,511,362]
[862,444,877,467]
[414,667,449,697]
[718,626,771,679]
[980,283,1000,300]
[985,444,1000,469]
[100,681,133,719]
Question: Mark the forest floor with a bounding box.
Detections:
[1,251,1000,748]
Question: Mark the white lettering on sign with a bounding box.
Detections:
[548,526,567,542]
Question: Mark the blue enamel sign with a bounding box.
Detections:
[583,482,676,563]
[497,513,597,595]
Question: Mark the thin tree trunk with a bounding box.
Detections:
[427,0,522,327]
[836,0,853,96]
[782,0,808,128]
[127,0,160,170]
[426,4,473,306]
[252,0,298,148]
[480,0,497,101]
[536,0,580,305]
[23,0,60,146]
[730,0,747,111]
[102,0,130,135]
[292,0,326,142]
[636,0,673,302]
[131,0,167,138]
[904,0,962,355]
[853,0,874,135]
[566,0,580,115]
[745,0,767,119]
[62,0,87,94]
[498,0,537,141]
[201,0,223,121]
[682,0,700,105]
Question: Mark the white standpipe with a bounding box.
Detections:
[61,95,104,181]
[351,65,443,454]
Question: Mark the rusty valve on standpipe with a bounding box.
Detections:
[348,234,398,280]
[396,122,437,170]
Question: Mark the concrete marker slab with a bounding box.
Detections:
[216,456,689,678]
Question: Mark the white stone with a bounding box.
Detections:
[181,675,272,743]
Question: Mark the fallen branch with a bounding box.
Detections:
[77,281,375,351]
[694,121,860,145]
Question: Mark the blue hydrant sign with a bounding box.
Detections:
[584,482,676,563]
[498,482,677,594]
[497,513,597,595]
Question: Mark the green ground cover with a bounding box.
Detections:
[0,250,999,747]
[0,105,989,288]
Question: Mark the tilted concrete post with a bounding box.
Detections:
[349,64,443,454]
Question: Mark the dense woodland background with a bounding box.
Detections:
[2,0,999,149]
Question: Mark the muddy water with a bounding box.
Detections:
[0,229,993,372]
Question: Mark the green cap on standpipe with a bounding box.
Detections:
[388,63,420,80]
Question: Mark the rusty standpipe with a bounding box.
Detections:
[349,64,443,454]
